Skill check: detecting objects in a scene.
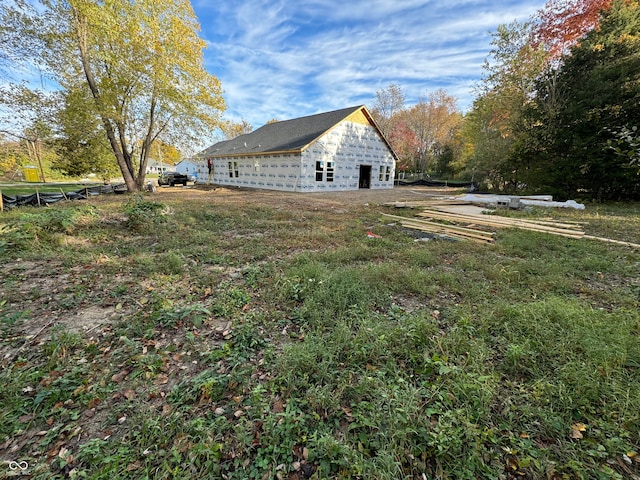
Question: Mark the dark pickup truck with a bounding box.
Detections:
[157,171,190,187]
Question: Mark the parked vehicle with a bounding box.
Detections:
[157,171,189,187]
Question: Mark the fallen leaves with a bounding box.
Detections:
[571,422,587,439]
[111,368,131,383]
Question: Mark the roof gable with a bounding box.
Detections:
[201,105,389,158]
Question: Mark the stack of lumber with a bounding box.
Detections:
[381,207,586,245]
[417,208,585,239]
[382,212,496,244]
[382,199,640,249]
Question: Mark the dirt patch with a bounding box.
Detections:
[57,305,119,334]
[153,184,464,210]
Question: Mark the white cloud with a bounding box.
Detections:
[194,0,546,126]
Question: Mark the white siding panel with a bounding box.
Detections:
[302,121,395,192]
[208,154,302,191]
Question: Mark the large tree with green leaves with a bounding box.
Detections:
[5,0,225,191]
[462,21,549,192]
[530,0,640,200]
[52,86,119,181]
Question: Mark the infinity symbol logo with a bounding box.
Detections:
[9,461,29,470]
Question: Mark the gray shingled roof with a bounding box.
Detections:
[201,105,365,158]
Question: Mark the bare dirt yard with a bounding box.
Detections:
[157,184,462,209]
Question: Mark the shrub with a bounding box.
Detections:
[122,195,166,232]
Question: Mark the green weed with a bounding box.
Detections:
[122,194,166,232]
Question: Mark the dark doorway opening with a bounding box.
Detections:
[359,165,371,189]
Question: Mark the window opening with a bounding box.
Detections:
[228,161,239,178]
[315,160,325,182]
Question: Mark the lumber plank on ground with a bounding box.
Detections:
[400,220,495,242]
[385,213,494,238]
[417,208,573,229]
[382,213,495,244]
[401,222,494,244]
[583,235,640,249]
[417,209,585,238]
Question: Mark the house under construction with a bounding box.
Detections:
[198,105,397,192]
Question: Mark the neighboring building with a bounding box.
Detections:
[198,105,397,192]
[146,159,174,174]
[175,158,200,179]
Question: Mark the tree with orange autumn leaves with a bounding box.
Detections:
[533,0,614,58]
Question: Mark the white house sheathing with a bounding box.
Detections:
[197,106,396,193]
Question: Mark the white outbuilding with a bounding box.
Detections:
[198,105,397,192]
[175,158,200,179]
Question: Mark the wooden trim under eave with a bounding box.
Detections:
[202,149,303,159]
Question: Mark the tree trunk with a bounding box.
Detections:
[71,6,139,192]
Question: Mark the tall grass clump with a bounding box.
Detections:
[0,205,96,254]
[122,195,167,232]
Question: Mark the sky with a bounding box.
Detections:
[191,0,547,129]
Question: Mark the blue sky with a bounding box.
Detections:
[192,0,546,128]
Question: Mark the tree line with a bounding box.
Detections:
[371,0,639,200]
[1,0,638,199]
[463,0,639,200]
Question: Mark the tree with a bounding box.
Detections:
[0,83,58,182]
[463,21,549,192]
[149,142,181,166]
[534,0,613,58]
[402,89,462,175]
[608,126,640,173]
[52,86,119,181]
[220,119,253,140]
[0,134,29,178]
[370,83,405,139]
[6,0,225,191]
[387,120,419,174]
[0,0,31,79]
[460,94,516,189]
[530,0,640,200]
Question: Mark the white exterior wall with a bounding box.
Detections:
[175,159,199,176]
[299,121,395,192]
[203,121,395,192]
[207,153,302,191]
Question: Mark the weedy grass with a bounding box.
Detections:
[0,191,639,479]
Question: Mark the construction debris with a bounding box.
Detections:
[386,193,585,210]
[382,198,640,249]
[457,194,585,210]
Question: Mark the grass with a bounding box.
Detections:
[0,190,639,479]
